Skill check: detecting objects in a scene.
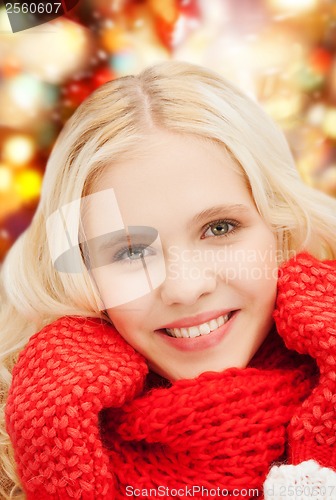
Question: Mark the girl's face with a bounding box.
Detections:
[85,131,278,381]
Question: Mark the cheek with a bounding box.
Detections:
[243,256,278,294]
[106,308,141,351]
[215,231,278,301]
[246,236,278,298]
[106,295,153,346]
[217,242,278,289]
[107,307,139,331]
[244,235,279,310]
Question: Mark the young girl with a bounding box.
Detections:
[1,61,336,499]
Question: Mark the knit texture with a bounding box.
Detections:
[102,334,315,499]
[5,316,148,499]
[5,252,336,499]
[274,253,336,470]
[7,323,314,500]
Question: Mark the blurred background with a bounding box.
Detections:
[1,0,336,262]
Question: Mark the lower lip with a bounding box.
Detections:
[155,311,239,352]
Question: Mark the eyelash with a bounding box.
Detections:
[201,219,240,239]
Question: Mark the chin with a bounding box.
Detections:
[154,360,244,382]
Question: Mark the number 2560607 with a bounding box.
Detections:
[5,3,62,14]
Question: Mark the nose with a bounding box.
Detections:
[160,253,217,306]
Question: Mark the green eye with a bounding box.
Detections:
[210,222,230,236]
[202,219,238,239]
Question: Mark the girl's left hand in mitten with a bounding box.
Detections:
[274,252,336,469]
[6,315,148,499]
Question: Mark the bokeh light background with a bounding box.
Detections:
[1,0,336,262]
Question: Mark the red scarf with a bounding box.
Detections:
[100,330,317,499]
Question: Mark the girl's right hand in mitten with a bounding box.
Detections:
[5,316,148,499]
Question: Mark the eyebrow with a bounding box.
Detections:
[191,204,251,225]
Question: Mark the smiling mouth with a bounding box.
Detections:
[164,311,236,339]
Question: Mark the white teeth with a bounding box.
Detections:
[199,323,211,335]
[218,315,225,327]
[172,328,182,338]
[188,326,199,338]
[209,319,218,331]
[181,328,189,338]
[166,313,232,339]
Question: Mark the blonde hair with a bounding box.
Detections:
[1,61,336,498]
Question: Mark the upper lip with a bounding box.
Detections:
[158,309,236,330]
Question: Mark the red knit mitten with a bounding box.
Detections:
[274,252,336,470]
[6,316,148,499]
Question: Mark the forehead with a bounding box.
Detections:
[83,131,252,234]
